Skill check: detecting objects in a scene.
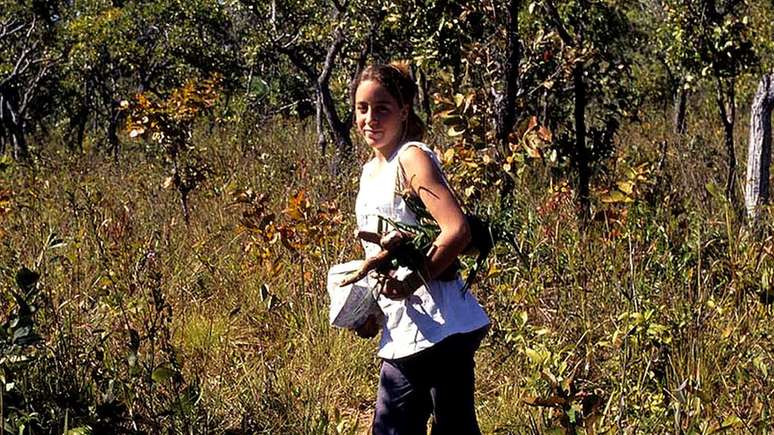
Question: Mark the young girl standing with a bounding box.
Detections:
[352,62,490,435]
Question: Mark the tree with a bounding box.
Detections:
[241,0,367,169]
[0,1,60,160]
[529,0,636,219]
[744,72,774,222]
[660,0,757,205]
[59,0,239,157]
[124,75,221,224]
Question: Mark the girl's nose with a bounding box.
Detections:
[366,109,378,125]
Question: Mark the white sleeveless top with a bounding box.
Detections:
[355,141,490,360]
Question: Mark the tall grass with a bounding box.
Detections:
[1,108,772,434]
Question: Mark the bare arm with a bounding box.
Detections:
[375,146,469,302]
[400,146,470,279]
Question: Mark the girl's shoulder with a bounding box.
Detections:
[396,141,443,170]
[397,141,432,156]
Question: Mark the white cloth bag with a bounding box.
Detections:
[326,260,381,329]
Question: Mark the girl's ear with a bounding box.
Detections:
[401,106,409,121]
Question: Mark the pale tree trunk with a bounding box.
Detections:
[745,73,774,222]
[315,91,326,155]
[3,98,29,161]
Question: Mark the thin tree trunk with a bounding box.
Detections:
[68,105,87,151]
[496,0,520,155]
[674,87,687,134]
[0,96,6,156]
[11,126,28,161]
[107,105,120,162]
[5,100,29,161]
[745,73,774,222]
[315,91,326,154]
[716,77,737,205]
[574,63,590,219]
[0,123,5,156]
[317,27,352,172]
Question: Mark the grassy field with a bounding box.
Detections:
[1,109,773,434]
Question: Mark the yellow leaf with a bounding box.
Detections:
[443,148,455,163]
[616,180,634,195]
[447,126,466,137]
[600,190,632,204]
[454,93,465,107]
[524,347,544,364]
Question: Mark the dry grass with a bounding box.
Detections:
[1,107,773,434]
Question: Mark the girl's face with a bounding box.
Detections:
[354,79,407,154]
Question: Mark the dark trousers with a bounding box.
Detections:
[372,327,488,435]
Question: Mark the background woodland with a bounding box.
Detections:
[2,0,774,433]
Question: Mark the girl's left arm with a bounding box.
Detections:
[399,146,470,280]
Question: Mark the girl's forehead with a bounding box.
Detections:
[356,80,398,103]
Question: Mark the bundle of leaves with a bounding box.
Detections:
[397,193,496,291]
[340,191,496,292]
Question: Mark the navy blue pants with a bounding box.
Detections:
[372,327,488,435]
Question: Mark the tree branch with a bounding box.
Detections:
[542,0,574,46]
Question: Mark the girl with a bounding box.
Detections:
[352,62,490,435]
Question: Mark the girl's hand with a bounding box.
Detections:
[376,269,424,300]
[354,313,381,338]
[379,230,407,251]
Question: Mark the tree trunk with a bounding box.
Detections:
[0,123,5,156]
[68,105,88,151]
[716,77,737,206]
[315,91,326,154]
[745,73,774,222]
[496,0,521,156]
[674,87,688,134]
[4,99,29,161]
[574,63,590,220]
[11,125,28,161]
[317,27,352,173]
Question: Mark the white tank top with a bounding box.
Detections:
[355,141,490,360]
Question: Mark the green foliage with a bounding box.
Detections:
[659,0,757,86]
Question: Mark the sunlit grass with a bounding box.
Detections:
[1,108,773,433]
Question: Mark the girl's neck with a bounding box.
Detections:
[372,140,403,163]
